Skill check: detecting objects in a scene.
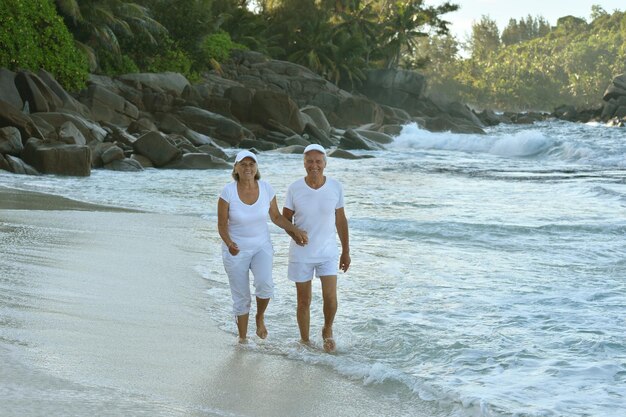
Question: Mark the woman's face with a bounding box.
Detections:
[235,157,257,180]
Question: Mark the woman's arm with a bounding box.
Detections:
[270,197,308,245]
[217,197,239,255]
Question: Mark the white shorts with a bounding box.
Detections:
[287,258,338,283]
[222,242,274,316]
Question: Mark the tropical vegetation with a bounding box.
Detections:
[0,0,624,112]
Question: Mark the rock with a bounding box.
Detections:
[284,135,310,147]
[339,129,385,151]
[15,70,64,113]
[274,144,306,154]
[0,126,23,155]
[58,121,87,145]
[4,154,39,175]
[162,153,231,169]
[0,99,44,141]
[175,106,250,146]
[333,96,384,128]
[118,72,191,96]
[130,154,154,168]
[0,154,10,172]
[22,138,91,176]
[104,157,143,171]
[354,129,394,145]
[132,131,181,167]
[196,144,229,160]
[328,148,375,159]
[603,73,626,101]
[101,145,125,164]
[225,86,254,122]
[33,112,107,143]
[0,69,23,109]
[251,90,306,134]
[127,117,158,134]
[36,69,91,118]
[81,84,138,126]
[300,105,332,134]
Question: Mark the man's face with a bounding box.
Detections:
[304,151,326,178]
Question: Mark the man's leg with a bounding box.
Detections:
[320,275,337,352]
[295,281,312,344]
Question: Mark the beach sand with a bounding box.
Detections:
[0,187,432,417]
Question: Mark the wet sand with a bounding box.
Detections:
[0,186,431,417]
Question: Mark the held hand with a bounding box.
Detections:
[293,229,308,246]
[339,252,351,273]
[228,242,240,256]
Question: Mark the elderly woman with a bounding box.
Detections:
[218,150,308,343]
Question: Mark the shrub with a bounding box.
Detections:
[0,0,88,91]
[198,30,247,70]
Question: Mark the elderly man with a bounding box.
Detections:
[283,144,350,352]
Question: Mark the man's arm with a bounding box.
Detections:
[335,207,350,272]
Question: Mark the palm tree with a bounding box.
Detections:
[378,0,458,69]
[54,0,165,70]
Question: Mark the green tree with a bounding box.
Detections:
[0,0,88,90]
[468,15,500,60]
[54,0,166,72]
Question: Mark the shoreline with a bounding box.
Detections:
[0,186,434,417]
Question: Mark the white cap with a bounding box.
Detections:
[303,144,326,155]
[234,150,258,163]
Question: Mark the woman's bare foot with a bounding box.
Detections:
[255,314,268,339]
[322,326,336,353]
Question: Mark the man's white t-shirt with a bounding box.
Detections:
[219,180,275,251]
[284,177,344,262]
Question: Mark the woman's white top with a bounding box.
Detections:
[219,180,275,251]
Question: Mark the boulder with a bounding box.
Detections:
[33,112,107,143]
[238,138,278,151]
[101,145,125,164]
[175,106,250,146]
[225,86,254,122]
[36,69,91,117]
[333,96,384,128]
[132,131,181,167]
[603,73,626,101]
[0,99,44,141]
[300,105,332,134]
[104,158,143,171]
[251,90,306,134]
[130,154,154,168]
[0,126,23,155]
[354,129,394,145]
[0,69,23,109]
[58,121,87,145]
[4,154,39,175]
[81,84,138,126]
[118,72,191,96]
[162,153,231,169]
[127,117,158,134]
[339,129,385,151]
[0,154,10,172]
[328,148,375,159]
[22,138,91,176]
[15,71,63,113]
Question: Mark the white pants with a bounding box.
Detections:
[222,242,274,316]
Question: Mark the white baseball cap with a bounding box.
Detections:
[303,144,326,155]
[234,150,258,163]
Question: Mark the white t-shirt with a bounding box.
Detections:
[284,177,344,262]
[219,180,275,251]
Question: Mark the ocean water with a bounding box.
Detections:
[1,120,625,416]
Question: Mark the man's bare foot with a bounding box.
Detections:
[255,314,268,339]
[238,337,248,344]
[322,326,336,353]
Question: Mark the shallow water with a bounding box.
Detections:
[1,120,625,416]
